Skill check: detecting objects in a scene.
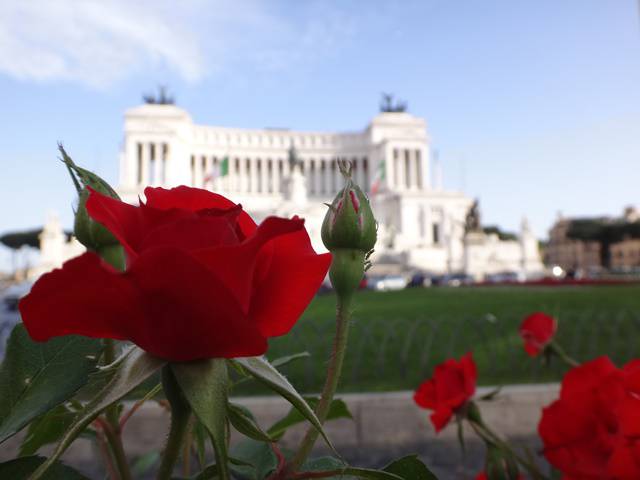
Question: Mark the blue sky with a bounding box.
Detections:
[1,0,639,270]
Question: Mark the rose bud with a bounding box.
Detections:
[519,312,557,357]
[484,445,520,480]
[321,161,377,298]
[413,352,477,432]
[59,145,124,269]
[321,167,376,253]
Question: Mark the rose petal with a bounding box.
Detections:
[193,216,307,314]
[124,246,267,360]
[414,379,437,410]
[86,188,193,258]
[561,356,619,400]
[138,208,240,252]
[247,227,331,337]
[19,248,268,361]
[430,407,453,432]
[144,186,257,238]
[19,252,142,342]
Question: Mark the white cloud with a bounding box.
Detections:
[0,0,356,89]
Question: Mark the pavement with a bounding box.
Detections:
[1,385,559,479]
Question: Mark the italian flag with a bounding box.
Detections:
[205,155,229,183]
[370,160,385,195]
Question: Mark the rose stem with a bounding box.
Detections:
[468,418,549,480]
[550,341,580,368]
[157,366,192,480]
[287,293,353,471]
[101,338,132,480]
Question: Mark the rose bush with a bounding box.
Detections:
[19,186,331,361]
[538,356,640,479]
[413,352,477,432]
[518,311,557,357]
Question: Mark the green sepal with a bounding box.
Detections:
[171,359,230,480]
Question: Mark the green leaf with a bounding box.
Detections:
[132,451,160,477]
[270,351,310,368]
[172,359,230,480]
[0,456,90,480]
[300,456,406,480]
[383,455,438,480]
[479,387,502,401]
[228,402,273,442]
[268,397,353,440]
[19,404,75,456]
[230,439,277,480]
[231,357,338,455]
[0,324,103,444]
[27,347,165,480]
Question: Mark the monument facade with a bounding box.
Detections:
[116,102,543,279]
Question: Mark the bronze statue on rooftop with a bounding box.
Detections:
[143,85,175,105]
[380,93,408,113]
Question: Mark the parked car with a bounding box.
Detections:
[407,271,432,288]
[0,282,31,359]
[432,273,474,287]
[484,271,521,283]
[366,275,408,291]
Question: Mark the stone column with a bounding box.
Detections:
[239,158,248,193]
[141,142,151,186]
[151,144,160,186]
[397,149,406,191]
[260,158,268,194]
[313,159,322,195]
[270,159,277,194]
[333,158,341,191]
[323,159,332,195]
[385,147,394,190]
[411,149,420,190]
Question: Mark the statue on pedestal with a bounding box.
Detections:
[283,144,307,206]
[465,200,482,234]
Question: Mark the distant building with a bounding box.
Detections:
[610,238,640,270]
[545,206,640,272]
[545,217,602,271]
[28,214,84,279]
[116,103,543,279]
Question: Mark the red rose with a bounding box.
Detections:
[19,186,331,361]
[538,356,640,479]
[519,312,557,356]
[413,352,477,432]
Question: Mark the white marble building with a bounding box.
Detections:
[28,214,85,279]
[115,103,542,279]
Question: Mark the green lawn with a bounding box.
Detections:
[238,285,640,395]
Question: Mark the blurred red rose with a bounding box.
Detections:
[539,356,640,479]
[20,186,331,361]
[519,312,557,356]
[413,352,477,432]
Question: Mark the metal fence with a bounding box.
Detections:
[253,308,640,394]
[2,304,638,395]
